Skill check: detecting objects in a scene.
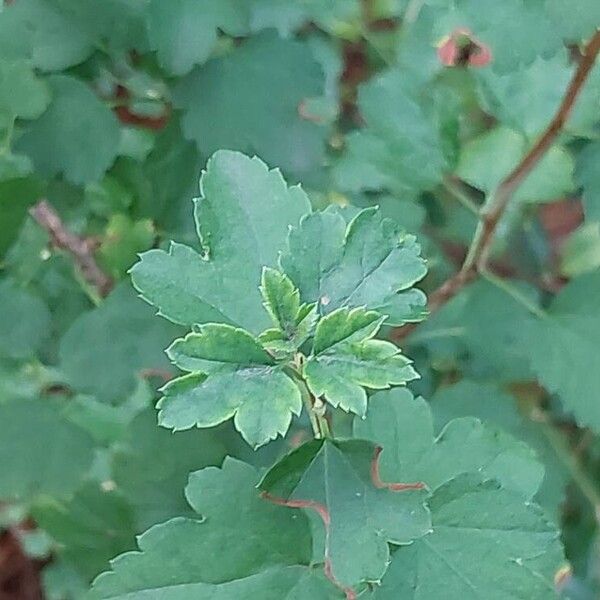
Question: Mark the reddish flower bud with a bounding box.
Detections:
[437,28,492,68]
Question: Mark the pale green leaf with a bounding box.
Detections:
[560,223,600,278]
[524,273,600,432]
[304,307,418,416]
[33,482,137,580]
[281,208,427,324]
[161,324,301,447]
[112,409,226,530]
[0,277,51,360]
[456,126,574,204]
[0,0,94,71]
[0,59,50,120]
[130,150,310,333]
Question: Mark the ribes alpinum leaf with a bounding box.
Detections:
[524,272,600,433]
[130,150,310,333]
[259,438,431,590]
[90,458,341,599]
[374,474,563,600]
[281,207,427,324]
[160,323,302,447]
[0,400,94,501]
[304,307,418,416]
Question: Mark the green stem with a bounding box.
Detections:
[480,269,547,319]
[299,381,322,439]
[442,176,479,215]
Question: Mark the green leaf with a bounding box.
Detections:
[33,482,137,580]
[354,388,544,499]
[0,59,50,120]
[97,214,155,278]
[112,409,226,530]
[546,0,600,42]
[259,267,317,356]
[0,0,94,71]
[374,474,563,600]
[524,273,600,432]
[90,458,323,599]
[334,69,447,194]
[429,380,570,515]
[0,400,94,501]
[0,178,43,258]
[0,277,51,360]
[280,207,427,324]
[304,307,418,416]
[92,565,341,599]
[16,75,121,184]
[160,325,301,448]
[249,0,361,36]
[576,141,600,222]
[475,53,571,138]
[148,0,249,75]
[259,438,431,589]
[131,150,310,332]
[173,33,329,178]
[560,223,600,278]
[59,283,181,402]
[411,280,538,381]
[456,125,574,203]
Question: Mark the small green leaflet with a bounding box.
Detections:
[259,267,318,356]
[374,474,563,600]
[280,207,427,324]
[354,388,544,499]
[259,438,431,590]
[161,324,301,448]
[304,308,418,416]
[89,458,340,599]
[130,150,310,333]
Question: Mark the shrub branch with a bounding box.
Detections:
[394,29,600,339]
[29,199,113,298]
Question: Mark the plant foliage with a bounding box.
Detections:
[0,1,599,598]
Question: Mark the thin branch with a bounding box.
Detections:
[398,29,600,334]
[441,175,481,215]
[29,200,113,298]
